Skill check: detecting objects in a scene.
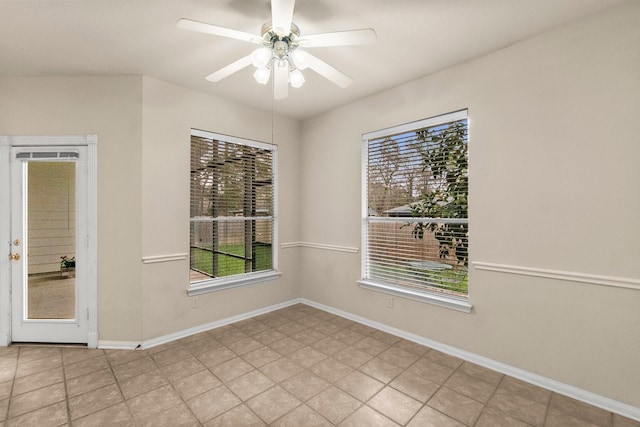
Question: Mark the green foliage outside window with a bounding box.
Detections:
[407,120,468,267]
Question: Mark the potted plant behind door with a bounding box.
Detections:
[60,256,76,278]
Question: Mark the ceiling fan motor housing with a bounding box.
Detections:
[261,22,300,61]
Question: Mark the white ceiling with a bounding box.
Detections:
[0,0,627,120]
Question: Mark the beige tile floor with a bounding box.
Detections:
[0,303,638,426]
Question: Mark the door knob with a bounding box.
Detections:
[9,253,20,261]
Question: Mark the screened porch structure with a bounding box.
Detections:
[190,134,274,283]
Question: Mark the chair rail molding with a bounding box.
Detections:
[473,261,640,291]
[142,253,188,264]
[280,241,359,254]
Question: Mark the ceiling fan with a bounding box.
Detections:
[177,0,376,99]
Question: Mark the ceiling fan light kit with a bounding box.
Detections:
[177,0,376,99]
[289,68,305,88]
[251,47,272,68]
[253,66,271,85]
[249,22,305,90]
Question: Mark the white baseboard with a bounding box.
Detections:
[98,341,141,350]
[301,298,640,422]
[0,331,9,347]
[140,298,301,350]
[87,333,99,349]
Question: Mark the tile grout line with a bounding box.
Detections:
[401,349,441,427]
[6,346,67,425]
[224,324,307,426]
[216,317,342,425]
[3,347,19,424]
[542,388,554,427]
[471,373,507,427]
[103,349,137,425]
[61,349,73,426]
[411,348,459,426]
[177,331,266,424]
[158,354,199,425]
[472,374,496,427]
[160,346,221,425]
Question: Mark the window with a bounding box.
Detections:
[361,110,471,312]
[189,129,278,295]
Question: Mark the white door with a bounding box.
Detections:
[10,146,89,343]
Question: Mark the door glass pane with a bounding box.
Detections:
[27,162,76,320]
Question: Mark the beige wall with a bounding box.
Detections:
[0,75,302,344]
[139,77,301,340]
[298,2,640,408]
[0,76,144,342]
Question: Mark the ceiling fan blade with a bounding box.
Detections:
[273,60,289,99]
[177,18,262,44]
[271,0,295,36]
[305,53,353,88]
[299,28,377,47]
[205,54,253,82]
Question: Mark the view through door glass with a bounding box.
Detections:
[27,161,76,320]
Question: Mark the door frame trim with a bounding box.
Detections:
[0,135,98,347]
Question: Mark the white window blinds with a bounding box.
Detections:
[363,110,469,300]
[190,131,275,284]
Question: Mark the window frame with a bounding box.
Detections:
[188,129,279,296]
[359,110,472,313]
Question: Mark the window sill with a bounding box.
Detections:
[188,271,281,296]
[358,279,473,313]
